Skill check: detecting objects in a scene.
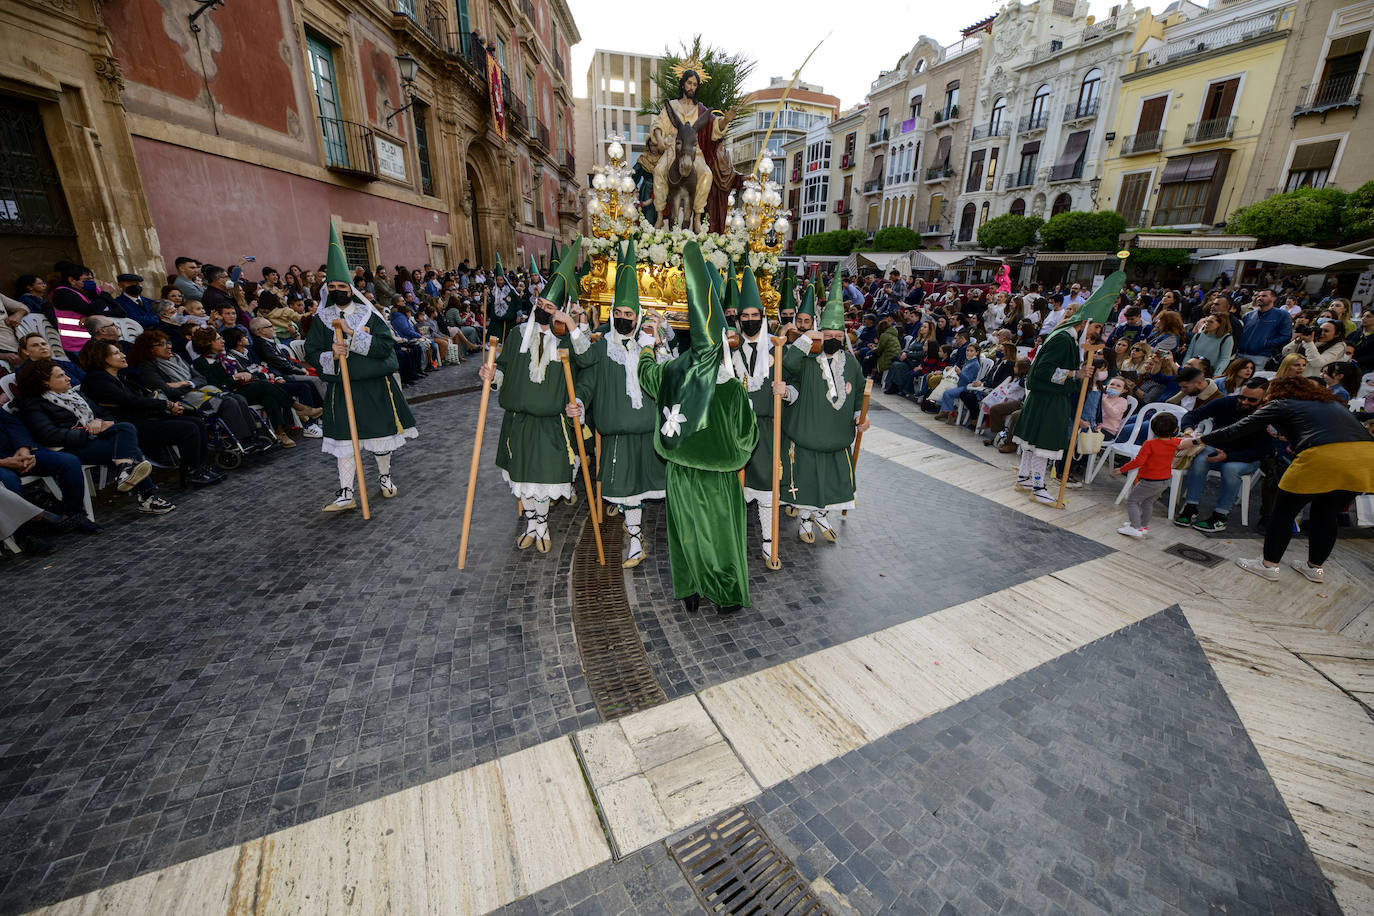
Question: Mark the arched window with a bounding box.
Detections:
[1051,192,1072,216]
[990,97,1006,134]
[1029,85,1050,127]
[958,203,977,242]
[1077,69,1102,117]
[1009,198,1026,217]
[913,58,926,74]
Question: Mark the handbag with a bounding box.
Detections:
[1074,430,1105,456]
[1355,494,1374,528]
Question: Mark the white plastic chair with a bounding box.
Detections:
[289,339,307,362]
[1101,403,1188,500]
[114,318,144,342]
[1252,370,1276,380]
[3,382,105,521]
[1164,418,1262,525]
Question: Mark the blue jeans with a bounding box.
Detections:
[939,386,968,413]
[1183,448,1260,515]
[0,449,86,516]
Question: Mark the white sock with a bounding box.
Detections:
[756,502,773,542]
[1017,450,1032,479]
[531,497,549,537]
[1030,456,1048,488]
[624,505,642,533]
[337,455,355,490]
[814,510,832,530]
[375,452,392,476]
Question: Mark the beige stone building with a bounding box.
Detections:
[1237,0,1373,205]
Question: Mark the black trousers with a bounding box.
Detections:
[1264,488,1355,566]
[133,416,208,469]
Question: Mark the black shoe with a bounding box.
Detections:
[718,604,742,614]
[187,466,224,486]
[683,594,701,613]
[61,514,102,534]
[13,530,57,555]
[1172,504,1198,527]
[1194,513,1228,533]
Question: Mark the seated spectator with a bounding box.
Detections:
[84,315,128,352]
[1098,376,1133,438]
[935,341,985,420]
[259,290,302,341]
[17,332,84,384]
[0,407,97,530]
[1133,353,1179,406]
[14,358,174,514]
[1347,309,1374,371]
[222,326,323,419]
[1282,319,1349,379]
[1113,307,1148,345]
[15,274,46,314]
[389,303,440,367]
[114,273,160,328]
[977,357,1030,449]
[77,338,223,486]
[190,327,301,448]
[0,291,30,369]
[1183,314,1233,371]
[1275,352,1307,379]
[873,318,901,381]
[1215,357,1255,394]
[246,319,326,411]
[1119,341,1151,376]
[1321,360,1359,405]
[126,330,260,442]
[1146,310,1185,354]
[1167,365,1223,411]
[1173,377,1274,532]
[49,262,125,320]
[1235,289,1291,367]
[152,300,189,354]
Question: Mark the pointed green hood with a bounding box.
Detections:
[326,223,350,284]
[530,254,541,279]
[798,283,817,318]
[656,241,726,450]
[1051,270,1125,338]
[820,275,845,331]
[737,265,764,318]
[495,252,506,283]
[613,240,640,319]
[541,235,581,307]
[722,258,740,312]
[778,266,796,314]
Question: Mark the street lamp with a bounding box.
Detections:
[385,52,421,128]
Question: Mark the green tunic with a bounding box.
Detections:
[305,304,418,458]
[1011,331,1080,458]
[573,334,666,503]
[639,349,758,607]
[780,342,864,510]
[494,324,581,498]
[733,339,778,501]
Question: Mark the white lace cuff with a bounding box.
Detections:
[350,328,373,356]
[492,368,504,390]
[568,325,591,355]
[745,374,764,392]
[785,384,799,403]
[1051,368,1071,384]
[320,353,335,376]
[792,336,814,354]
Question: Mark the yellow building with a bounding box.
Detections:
[1099,1,1297,232]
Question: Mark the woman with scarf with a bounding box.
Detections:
[127,330,261,443]
[190,327,300,448]
[15,358,175,515]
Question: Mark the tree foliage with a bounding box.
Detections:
[1227,187,1346,245]
[639,36,755,136]
[977,214,1043,252]
[790,229,868,255]
[1340,181,1374,242]
[1039,210,1127,252]
[1125,247,1190,278]
[871,226,921,252]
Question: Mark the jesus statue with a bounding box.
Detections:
[643,61,739,232]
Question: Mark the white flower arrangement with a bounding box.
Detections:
[590,217,779,279]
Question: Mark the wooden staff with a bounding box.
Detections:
[1054,343,1103,510]
[595,431,603,506]
[842,379,874,518]
[558,350,605,565]
[766,335,785,571]
[458,338,499,569]
[332,320,371,521]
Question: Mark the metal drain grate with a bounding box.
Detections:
[669,807,830,915]
[1163,542,1226,568]
[570,516,668,720]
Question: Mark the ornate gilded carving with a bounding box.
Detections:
[91,53,125,102]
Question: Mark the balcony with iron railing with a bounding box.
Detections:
[1048,161,1085,183]
[863,177,885,194]
[1128,7,1290,74]
[868,128,890,146]
[533,117,550,152]
[1119,129,1163,156]
[919,222,943,235]
[518,0,535,25]
[1005,170,1035,190]
[1119,209,1150,229]
[560,151,575,176]
[1292,71,1366,121]
[504,78,527,135]
[932,104,960,125]
[444,29,487,76]
[971,122,1009,141]
[1064,98,1099,123]
[925,164,955,182]
[834,199,847,214]
[1184,116,1235,144]
[392,0,452,57]
[1018,112,1049,133]
[553,48,565,78]
[319,116,378,180]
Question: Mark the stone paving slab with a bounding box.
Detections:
[751,606,1341,915]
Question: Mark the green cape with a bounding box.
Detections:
[657,241,725,450]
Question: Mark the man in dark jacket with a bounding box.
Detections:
[0,408,96,526]
[1235,290,1291,367]
[249,317,325,406]
[1174,377,1274,532]
[114,273,161,328]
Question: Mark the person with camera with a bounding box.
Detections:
[1280,319,1350,379]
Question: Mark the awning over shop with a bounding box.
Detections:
[854,251,914,274]
[911,250,1002,270]
[1200,243,1374,269]
[1119,233,1257,250]
[1031,251,1117,262]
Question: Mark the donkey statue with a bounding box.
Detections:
[654,103,715,232]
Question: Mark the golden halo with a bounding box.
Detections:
[670,58,711,83]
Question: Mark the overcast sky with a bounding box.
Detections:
[568,0,1124,111]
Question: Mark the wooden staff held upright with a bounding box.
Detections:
[558,349,605,565]
[332,319,371,521]
[842,379,874,519]
[458,338,500,569]
[1054,343,1103,510]
[766,335,786,571]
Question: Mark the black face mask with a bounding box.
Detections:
[613,317,636,336]
[328,289,352,307]
[534,308,552,325]
[739,318,763,338]
[822,338,843,355]
[780,312,795,325]
[124,285,142,298]
[724,313,738,328]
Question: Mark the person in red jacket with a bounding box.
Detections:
[1114,411,1181,537]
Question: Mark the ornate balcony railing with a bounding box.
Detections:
[971,122,1009,140]
[1018,112,1049,133]
[1064,98,1099,122]
[1184,116,1236,144]
[1292,72,1365,121]
[319,116,378,179]
[1119,130,1163,155]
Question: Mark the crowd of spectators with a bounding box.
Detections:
[844,265,1373,539]
[1,254,542,554]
